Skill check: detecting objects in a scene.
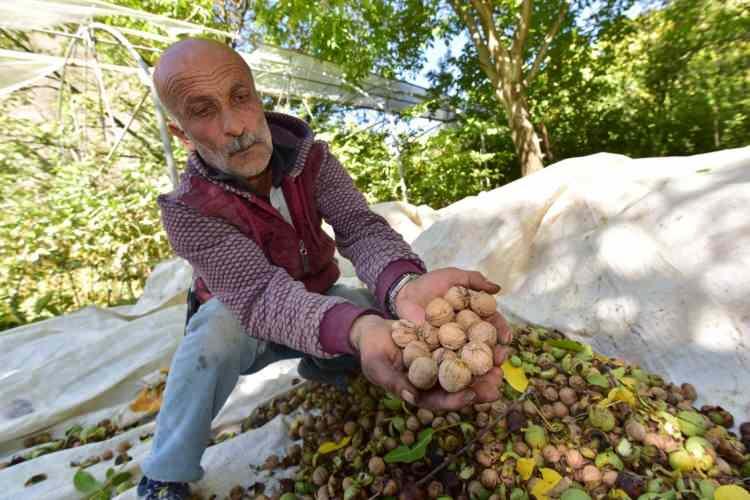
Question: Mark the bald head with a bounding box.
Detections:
[154,38,273,180]
[154,38,253,118]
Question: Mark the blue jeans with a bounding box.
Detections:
[141,284,377,482]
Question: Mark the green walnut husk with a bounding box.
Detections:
[524,424,547,449]
[684,436,715,470]
[588,405,616,432]
[669,449,696,472]
[560,488,592,500]
[677,410,707,437]
[595,450,625,471]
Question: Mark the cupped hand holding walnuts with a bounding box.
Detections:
[393,267,512,345]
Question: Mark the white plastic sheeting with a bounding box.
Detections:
[412,147,750,421]
[1,148,749,499]
[0,0,453,120]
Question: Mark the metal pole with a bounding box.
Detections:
[89,22,177,188]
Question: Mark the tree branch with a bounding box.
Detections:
[469,0,513,82]
[511,0,532,80]
[449,0,498,83]
[526,1,568,84]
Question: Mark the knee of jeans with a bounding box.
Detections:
[186,299,248,368]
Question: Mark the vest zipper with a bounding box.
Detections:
[299,239,310,274]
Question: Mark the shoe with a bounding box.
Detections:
[137,475,190,500]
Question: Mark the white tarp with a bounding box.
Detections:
[1,148,749,499]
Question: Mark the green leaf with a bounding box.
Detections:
[73,469,101,494]
[586,373,610,389]
[545,339,585,352]
[389,417,405,434]
[110,471,133,486]
[382,393,402,411]
[384,428,434,464]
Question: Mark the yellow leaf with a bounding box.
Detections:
[317,435,351,455]
[129,387,163,413]
[516,457,536,481]
[502,360,529,392]
[530,467,562,499]
[603,387,636,407]
[715,485,750,500]
[620,377,637,388]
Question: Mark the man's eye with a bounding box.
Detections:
[192,107,213,116]
[235,93,250,102]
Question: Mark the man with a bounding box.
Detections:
[139,38,512,500]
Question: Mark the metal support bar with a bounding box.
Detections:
[89,22,177,188]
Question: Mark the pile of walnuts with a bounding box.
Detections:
[390,286,504,393]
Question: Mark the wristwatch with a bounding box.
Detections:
[386,272,420,318]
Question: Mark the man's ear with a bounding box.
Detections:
[168,122,195,151]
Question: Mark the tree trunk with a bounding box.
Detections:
[496,82,544,176]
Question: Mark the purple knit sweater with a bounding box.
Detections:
[157,113,425,358]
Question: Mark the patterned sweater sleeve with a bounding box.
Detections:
[158,194,346,358]
[314,143,426,304]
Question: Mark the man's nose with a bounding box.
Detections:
[223,108,244,137]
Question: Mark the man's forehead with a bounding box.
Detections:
[154,39,253,109]
[166,63,253,102]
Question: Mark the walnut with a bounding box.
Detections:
[408,356,439,390]
[469,291,496,318]
[443,285,470,311]
[391,330,417,348]
[461,341,494,376]
[438,358,472,393]
[425,297,455,327]
[456,309,481,331]
[416,323,440,350]
[467,321,497,347]
[438,322,467,350]
[432,347,457,364]
[402,340,432,368]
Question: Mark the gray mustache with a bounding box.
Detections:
[226,133,261,155]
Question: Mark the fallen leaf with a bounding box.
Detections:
[129,387,163,413]
[603,387,636,407]
[502,360,529,393]
[530,467,562,499]
[318,435,350,455]
[715,485,750,500]
[516,457,536,481]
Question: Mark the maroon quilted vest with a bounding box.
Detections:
[179,143,340,303]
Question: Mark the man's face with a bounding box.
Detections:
[164,49,273,178]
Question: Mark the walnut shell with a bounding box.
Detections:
[402,340,432,368]
[443,285,470,311]
[391,319,417,347]
[461,341,494,376]
[438,322,467,350]
[456,309,481,331]
[416,323,440,350]
[467,321,498,347]
[425,297,455,327]
[432,347,457,364]
[438,358,473,393]
[408,356,439,390]
[469,291,496,318]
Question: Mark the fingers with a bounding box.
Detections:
[361,351,419,406]
[464,270,501,294]
[489,312,513,344]
[418,386,478,411]
[470,366,504,402]
[493,345,510,366]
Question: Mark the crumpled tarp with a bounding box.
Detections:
[1,147,748,499]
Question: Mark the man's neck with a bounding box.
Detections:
[244,167,273,197]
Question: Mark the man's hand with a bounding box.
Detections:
[395,267,512,345]
[350,298,512,410]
